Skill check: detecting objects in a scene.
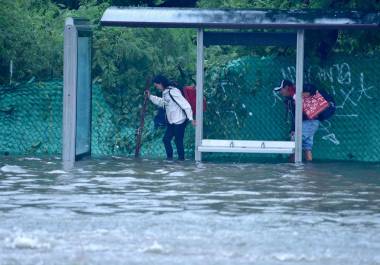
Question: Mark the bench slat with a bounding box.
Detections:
[198,140,295,154]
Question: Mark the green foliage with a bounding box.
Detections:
[2,0,380,86]
[0,0,65,84]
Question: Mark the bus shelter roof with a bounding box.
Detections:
[100,7,380,29]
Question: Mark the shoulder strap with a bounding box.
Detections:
[168,89,188,119]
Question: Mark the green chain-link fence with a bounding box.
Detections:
[1,54,379,161]
[0,81,62,155]
[202,54,380,162]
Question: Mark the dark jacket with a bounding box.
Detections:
[284,96,309,132]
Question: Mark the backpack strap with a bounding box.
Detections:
[168,88,189,120]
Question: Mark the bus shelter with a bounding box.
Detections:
[63,7,380,168]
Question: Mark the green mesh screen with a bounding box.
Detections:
[1,54,379,162]
[0,81,62,155]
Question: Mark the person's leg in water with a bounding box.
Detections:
[304,150,313,161]
[163,124,175,160]
[173,121,188,161]
[302,120,320,161]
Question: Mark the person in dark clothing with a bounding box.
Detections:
[146,75,196,161]
[274,80,320,161]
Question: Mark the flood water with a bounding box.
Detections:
[0,157,380,265]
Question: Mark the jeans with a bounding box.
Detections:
[302,120,320,151]
[163,121,188,160]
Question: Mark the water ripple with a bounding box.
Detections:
[0,157,380,264]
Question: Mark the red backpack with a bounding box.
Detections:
[182,85,207,119]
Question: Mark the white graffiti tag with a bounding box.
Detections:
[319,121,340,145]
[357,73,373,102]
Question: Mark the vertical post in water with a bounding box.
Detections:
[9,60,13,85]
[63,18,78,170]
[195,28,204,162]
[295,30,305,163]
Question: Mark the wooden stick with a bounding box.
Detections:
[135,77,151,158]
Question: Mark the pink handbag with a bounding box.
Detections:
[303,91,329,119]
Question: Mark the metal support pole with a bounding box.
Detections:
[195,28,204,162]
[63,18,77,170]
[295,30,305,163]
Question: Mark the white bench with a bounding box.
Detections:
[198,139,295,154]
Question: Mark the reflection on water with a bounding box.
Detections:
[0,157,380,265]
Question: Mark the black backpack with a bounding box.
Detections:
[153,107,167,129]
[318,90,336,121]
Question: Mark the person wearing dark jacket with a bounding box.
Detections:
[274,80,320,161]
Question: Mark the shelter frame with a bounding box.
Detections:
[194,28,300,161]
[63,18,93,170]
[61,7,380,166]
